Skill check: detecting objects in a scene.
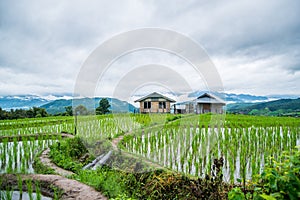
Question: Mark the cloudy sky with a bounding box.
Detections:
[0,0,299,99]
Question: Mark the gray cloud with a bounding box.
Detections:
[0,0,299,96]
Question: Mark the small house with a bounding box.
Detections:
[194,93,225,114]
[134,92,176,113]
[174,93,226,114]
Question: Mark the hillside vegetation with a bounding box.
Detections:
[227,98,300,116]
[41,97,137,115]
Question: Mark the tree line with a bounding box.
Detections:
[0,107,48,120]
[0,98,111,120]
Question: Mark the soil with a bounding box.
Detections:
[1,174,107,200]
[37,133,75,177]
[111,135,124,149]
[39,148,75,177]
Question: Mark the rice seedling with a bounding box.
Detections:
[26,179,33,200]
[35,181,42,200]
[121,114,300,183]
[5,188,13,200]
[18,175,23,198]
[0,136,60,174]
[1,113,299,193]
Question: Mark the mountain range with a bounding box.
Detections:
[227,98,300,116]
[0,95,50,110]
[41,97,137,114]
[0,93,299,116]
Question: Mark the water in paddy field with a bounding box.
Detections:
[0,139,55,174]
[0,123,74,137]
[0,190,52,200]
[124,126,299,183]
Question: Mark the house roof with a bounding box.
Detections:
[134,92,176,103]
[195,93,226,104]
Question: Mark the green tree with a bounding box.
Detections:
[96,98,111,115]
[26,109,35,118]
[65,106,73,116]
[74,105,88,115]
[249,109,260,115]
[0,107,5,120]
[32,107,48,117]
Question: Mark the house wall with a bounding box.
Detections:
[196,104,202,114]
[185,103,194,113]
[139,102,144,112]
[139,101,171,113]
[202,103,211,113]
[211,104,224,114]
[195,103,224,114]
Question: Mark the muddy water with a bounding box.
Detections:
[0,140,55,173]
[0,190,52,200]
[124,126,300,183]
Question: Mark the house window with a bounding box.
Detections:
[159,102,166,109]
[144,102,151,109]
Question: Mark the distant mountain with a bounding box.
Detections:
[188,91,269,103]
[41,97,137,114]
[0,95,50,110]
[0,92,277,111]
[226,102,256,111]
[223,93,268,103]
[227,98,300,116]
[1,93,298,116]
[267,94,300,99]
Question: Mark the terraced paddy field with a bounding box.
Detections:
[0,114,299,199]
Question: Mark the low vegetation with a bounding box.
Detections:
[227,98,300,117]
[0,107,48,120]
[49,137,92,173]
[229,146,300,199]
[51,137,231,199]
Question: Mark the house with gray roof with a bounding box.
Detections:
[174,93,226,114]
[134,92,176,113]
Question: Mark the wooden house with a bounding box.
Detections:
[174,93,225,114]
[194,93,225,114]
[134,92,176,113]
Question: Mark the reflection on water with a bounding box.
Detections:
[0,139,56,174]
[0,190,52,200]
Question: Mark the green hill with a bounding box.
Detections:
[227,98,300,116]
[40,97,137,115]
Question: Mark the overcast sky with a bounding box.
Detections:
[0,0,299,98]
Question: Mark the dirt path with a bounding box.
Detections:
[39,148,75,177]
[1,174,107,200]
[1,133,108,200]
[37,133,75,177]
[36,133,108,199]
[111,135,124,149]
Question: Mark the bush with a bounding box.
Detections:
[228,146,300,200]
[49,137,91,172]
[228,187,245,200]
[72,166,128,198]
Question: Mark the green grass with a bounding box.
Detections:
[49,137,92,173]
